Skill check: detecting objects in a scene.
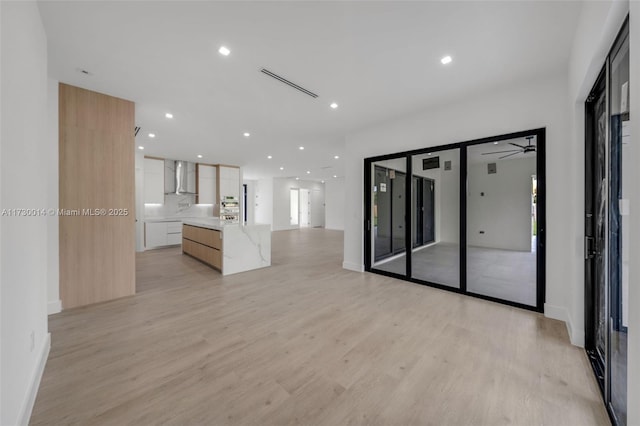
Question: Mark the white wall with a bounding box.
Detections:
[467,157,536,251]
[344,74,571,318]
[46,79,60,314]
[1,2,51,425]
[325,178,345,231]
[626,0,639,423]
[254,178,273,228]
[272,178,325,231]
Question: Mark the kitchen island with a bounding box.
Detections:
[181,218,271,275]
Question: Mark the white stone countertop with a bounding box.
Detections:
[182,218,271,232]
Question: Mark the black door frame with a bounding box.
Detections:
[584,16,629,426]
[584,65,607,395]
[364,128,546,313]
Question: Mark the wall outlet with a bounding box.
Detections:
[30,330,35,352]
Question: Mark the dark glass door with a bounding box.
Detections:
[585,68,607,391]
[422,178,435,243]
[391,171,406,254]
[374,166,392,260]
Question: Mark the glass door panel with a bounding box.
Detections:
[608,25,629,425]
[410,150,459,288]
[371,158,407,276]
[466,138,537,306]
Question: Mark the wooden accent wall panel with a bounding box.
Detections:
[59,83,135,309]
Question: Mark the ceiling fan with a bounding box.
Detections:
[482,136,536,159]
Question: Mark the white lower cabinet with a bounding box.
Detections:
[145,221,183,249]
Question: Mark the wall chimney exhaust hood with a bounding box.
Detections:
[164,159,196,195]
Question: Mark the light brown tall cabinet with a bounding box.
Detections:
[59,83,136,309]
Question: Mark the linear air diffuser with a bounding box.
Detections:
[260,68,319,98]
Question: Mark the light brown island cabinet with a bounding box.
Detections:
[182,224,223,270]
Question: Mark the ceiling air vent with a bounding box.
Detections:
[260,68,319,98]
[134,126,141,137]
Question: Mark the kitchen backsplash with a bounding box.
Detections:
[144,194,215,218]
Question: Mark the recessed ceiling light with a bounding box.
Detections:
[333,175,337,178]
[165,113,173,119]
[299,146,304,150]
[218,46,231,56]
[494,142,499,145]
[138,146,144,150]
[306,171,311,174]
[267,155,272,159]
[321,180,325,183]
[197,154,203,158]
[334,155,340,159]
[428,153,432,156]
[330,102,338,109]
[295,177,300,180]
[441,55,452,65]
[279,166,284,170]
[148,133,156,138]
[243,132,250,137]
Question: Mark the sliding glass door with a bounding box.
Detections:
[364,130,545,312]
[465,138,538,307]
[409,150,460,289]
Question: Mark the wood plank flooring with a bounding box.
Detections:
[31,229,609,425]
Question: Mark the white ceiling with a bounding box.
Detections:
[39,1,581,181]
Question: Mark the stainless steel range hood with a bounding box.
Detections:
[164,159,196,195]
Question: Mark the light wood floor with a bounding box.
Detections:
[31,229,609,425]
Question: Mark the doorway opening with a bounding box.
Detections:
[290,189,299,226]
[300,189,311,228]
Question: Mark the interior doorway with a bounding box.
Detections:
[290,189,299,226]
[299,189,310,227]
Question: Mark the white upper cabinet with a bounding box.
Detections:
[197,164,217,204]
[144,158,164,204]
[219,166,240,200]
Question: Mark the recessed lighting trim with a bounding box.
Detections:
[148,133,156,138]
[330,102,338,109]
[306,171,311,174]
[441,55,452,65]
[243,132,250,137]
[138,146,144,150]
[165,113,173,119]
[197,154,203,158]
[334,155,340,159]
[299,146,304,150]
[218,46,231,56]
[267,155,272,159]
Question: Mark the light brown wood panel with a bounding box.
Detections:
[182,224,221,250]
[182,238,222,270]
[31,229,609,426]
[59,83,135,309]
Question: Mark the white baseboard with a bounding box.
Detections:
[18,332,51,426]
[47,299,62,315]
[343,261,364,272]
[544,303,584,347]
